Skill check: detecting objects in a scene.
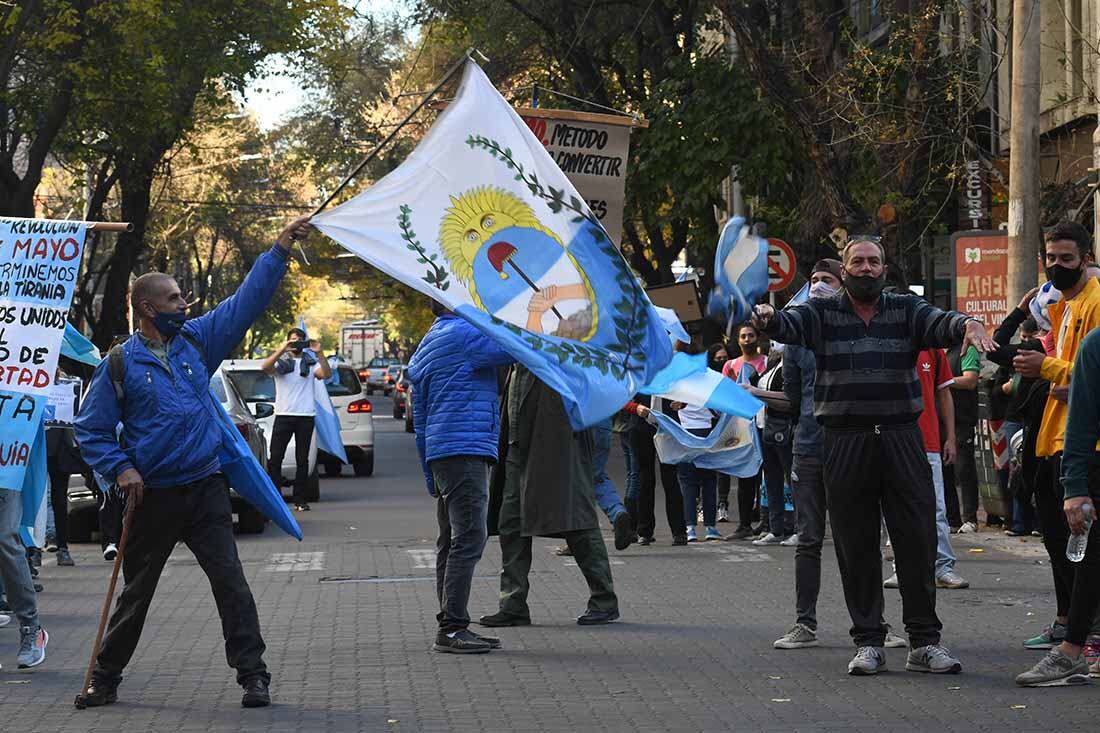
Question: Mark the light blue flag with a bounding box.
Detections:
[313,378,348,463]
[650,411,762,477]
[784,281,810,309]
[706,216,769,325]
[641,352,763,419]
[17,414,48,547]
[313,61,674,429]
[60,323,102,366]
[205,390,303,540]
[296,317,346,461]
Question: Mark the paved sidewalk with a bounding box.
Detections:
[0,420,1091,732]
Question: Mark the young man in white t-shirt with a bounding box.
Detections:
[261,327,332,511]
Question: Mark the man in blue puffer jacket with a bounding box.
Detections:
[74,215,312,709]
[409,302,513,654]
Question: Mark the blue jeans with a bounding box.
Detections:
[678,463,717,528]
[927,451,957,577]
[432,457,490,633]
[593,422,626,522]
[0,489,37,628]
[620,433,639,504]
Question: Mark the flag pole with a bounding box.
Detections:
[310,49,481,217]
[74,500,136,709]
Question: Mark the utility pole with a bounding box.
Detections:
[1006,0,1041,307]
[1094,1,1100,248]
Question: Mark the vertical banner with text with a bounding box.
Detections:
[951,231,1007,327]
[0,217,86,491]
[518,108,639,247]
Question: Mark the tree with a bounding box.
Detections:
[408,0,801,284]
[717,0,994,279]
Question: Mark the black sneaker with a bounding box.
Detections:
[241,677,271,708]
[671,534,688,546]
[294,503,310,512]
[56,548,75,566]
[469,630,502,649]
[725,525,754,541]
[638,536,655,546]
[433,629,491,654]
[613,512,636,551]
[477,611,531,627]
[577,609,620,625]
[78,676,120,708]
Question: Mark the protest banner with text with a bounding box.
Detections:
[0,217,86,493]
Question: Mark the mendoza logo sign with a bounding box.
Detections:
[518,107,643,248]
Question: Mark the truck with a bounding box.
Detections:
[340,320,386,371]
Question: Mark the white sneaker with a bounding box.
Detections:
[103,543,118,562]
[780,534,800,546]
[936,570,970,589]
[848,646,887,675]
[717,505,730,523]
[958,521,978,534]
[883,573,899,589]
[686,527,697,542]
[697,509,704,524]
[0,613,10,628]
[885,631,908,649]
[753,532,783,546]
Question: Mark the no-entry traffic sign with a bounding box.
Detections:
[767,238,796,292]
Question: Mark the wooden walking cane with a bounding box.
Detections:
[74,499,136,709]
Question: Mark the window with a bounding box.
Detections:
[226,369,276,403]
[326,366,362,397]
[209,373,229,405]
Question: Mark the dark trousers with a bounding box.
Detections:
[944,424,980,524]
[763,440,794,536]
[792,453,826,630]
[99,484,125,548]
[631,423,686,539]
[1065,456,1100,645]
[497,451,617,618]
[94,474,268,685]
[718,474,731,507]
[824,423,942,648]
[737,472,761,529]
[1035,457,1075,618]
[268,415,315,504]
[48,469,70,549]
[433,457,490,633]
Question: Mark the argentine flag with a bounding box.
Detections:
[297,318,348,464]
[706,216,769,326]
[651,411,762,477]
[641,352,762,419]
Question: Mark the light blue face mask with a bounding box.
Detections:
[809,281,839,299]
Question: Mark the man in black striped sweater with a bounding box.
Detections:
[753,238,995,677]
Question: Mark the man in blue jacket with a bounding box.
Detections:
[409,301,513,654]
[74,215,312,708]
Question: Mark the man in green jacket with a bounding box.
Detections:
[1017,327,1100,686]
[479,365,619,627]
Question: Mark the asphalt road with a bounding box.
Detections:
[0,416,1092,732]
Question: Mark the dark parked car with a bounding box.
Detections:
[405,382,414,434]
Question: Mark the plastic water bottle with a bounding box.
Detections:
[1066,503,1096,562]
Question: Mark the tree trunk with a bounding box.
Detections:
[92,160,154,350]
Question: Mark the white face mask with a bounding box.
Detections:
[809,281,839,299]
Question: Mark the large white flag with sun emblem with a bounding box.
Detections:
[312,61,674,428]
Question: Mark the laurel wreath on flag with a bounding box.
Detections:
[398,204,451,290]
[456,133,652,379]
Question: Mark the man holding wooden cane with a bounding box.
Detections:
[73,215,312,709]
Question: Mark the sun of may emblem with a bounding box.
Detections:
[438,186,598,341]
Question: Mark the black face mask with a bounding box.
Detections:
[1046,263,1084,292]
[844,270,886,303]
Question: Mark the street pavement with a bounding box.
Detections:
[1,417,1095,732]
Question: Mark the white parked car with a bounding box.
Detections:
[221,358,320,501]
[319,362,375,477]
